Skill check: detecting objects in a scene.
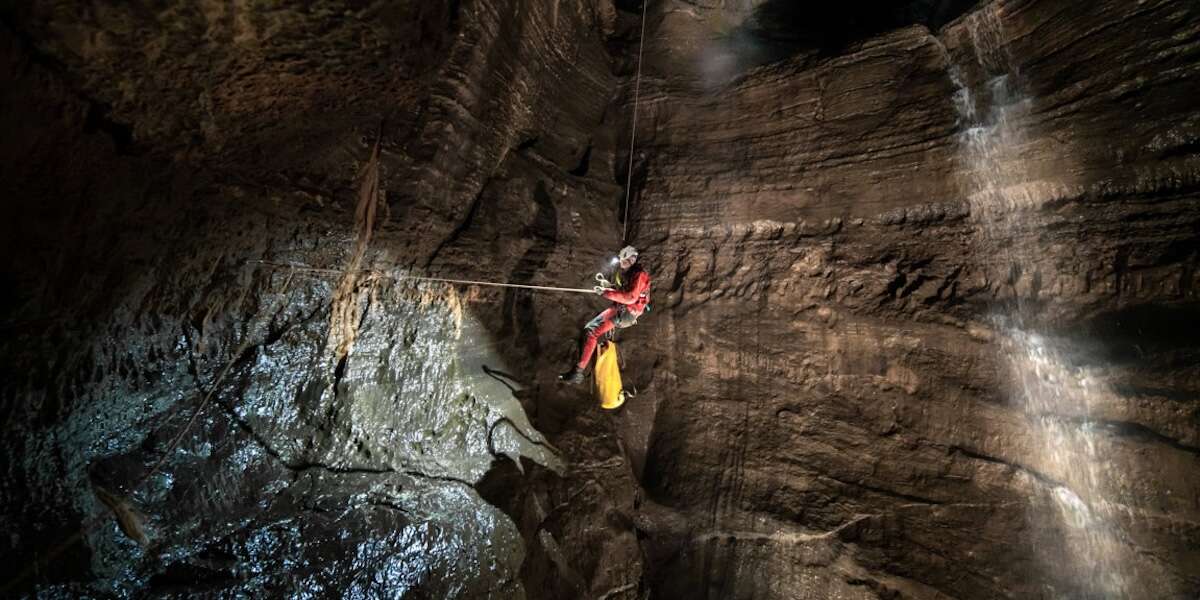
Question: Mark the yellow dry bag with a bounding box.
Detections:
[594,341,627,410]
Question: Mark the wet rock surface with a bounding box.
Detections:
[2,0,1199,599]
[1,0,625,597]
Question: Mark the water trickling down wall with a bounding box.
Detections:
[948,3,1144,597]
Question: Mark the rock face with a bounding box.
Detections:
[1,1,631,597]
[2,0,1198,599]
[626,0,1200,598]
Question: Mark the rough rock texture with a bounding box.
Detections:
[2,0,1199,598]
[1,0,638,597]
[624,0,1200,598]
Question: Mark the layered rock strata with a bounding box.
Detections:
[1,0,1198,598]
[626,0,1200,598]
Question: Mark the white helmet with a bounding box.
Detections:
[618,245,638,262]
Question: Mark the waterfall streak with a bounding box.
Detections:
[948,4,1136,597]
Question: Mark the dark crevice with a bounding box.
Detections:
[1111,381,1200,405]
[516,136,539,153]
[1078,418,1200,458]
[83,100,141,156]
[1158,138,1200,161]
[146,562,237,594]
[498,180,557,357]
[900,274,932,298]
[569,143,593,177]
[424,184,487,271]
[883,272,908,298]
[1,18,145,156]
[616,153,647,231]
[447,0,463,31]
[1073,302,1200,363]
[332,354,349,386]
[949,445,1066,490]
[0,16,68,73]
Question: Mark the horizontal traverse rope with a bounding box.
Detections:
[249,260,597,294]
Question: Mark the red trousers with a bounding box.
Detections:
[577,307,636,369]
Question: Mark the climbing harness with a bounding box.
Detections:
[621,0,649,243]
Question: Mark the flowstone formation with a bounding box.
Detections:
[2,0,1199,598]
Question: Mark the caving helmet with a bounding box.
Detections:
[617,245,638,268]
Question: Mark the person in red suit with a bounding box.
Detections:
[561,245,650,384]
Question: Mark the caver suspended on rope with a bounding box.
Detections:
[558,245,650,394]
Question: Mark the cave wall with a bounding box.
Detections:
[2,0,1199,598]
[0,0,645,597]
[626,0,1200,598]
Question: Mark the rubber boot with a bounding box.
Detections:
[559,365,584,384]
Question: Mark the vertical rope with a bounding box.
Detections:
[622,0,649,243]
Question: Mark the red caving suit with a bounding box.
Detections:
[576,264,651,369]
